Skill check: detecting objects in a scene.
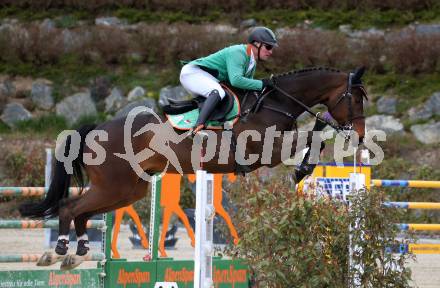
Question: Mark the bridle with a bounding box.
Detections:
[326,73,368,131]
[240,72,368,140]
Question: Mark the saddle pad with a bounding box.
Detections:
[166,93,240,131]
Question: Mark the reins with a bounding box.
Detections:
[239,72,367,137]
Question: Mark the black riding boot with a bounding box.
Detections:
[192,90,222,135]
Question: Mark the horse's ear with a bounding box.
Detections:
[352,66,366,84]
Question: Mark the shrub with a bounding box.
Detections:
[228,168,414,287]
[1,0,438,13]
[4,148,45,186]
[2,22,440,75]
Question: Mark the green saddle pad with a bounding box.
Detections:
[166,96,240,130]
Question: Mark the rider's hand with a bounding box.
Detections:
[262,77,275,89]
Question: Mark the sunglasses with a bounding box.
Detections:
[263,44,274,51]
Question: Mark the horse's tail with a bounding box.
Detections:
[19,124,97,219]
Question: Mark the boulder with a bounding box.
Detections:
[105,87,127,113]
[56,92,97,125]
[410,122,440,144]
[127,86,146,102]
[114,98,158,119]
[408,105,432,121]
[1,102,32,127]
[0,80,15,112]
[366,115,404,134]
[159,85,190,107]
[31,81,54,110]
[376,97,397,115]
[426,92,440,116]
[95,17,126,27]
[90,76,111,103]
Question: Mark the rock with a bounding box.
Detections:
[158,85,190,107]
[127,86,146,102]
[40,18,56,32]
[339,24,352,34]
[90,76,111,103]
[0,79,16,97]
[95,17,126,27]
[408,105,432,121]
[410,122,440,144]
[376,97,397,114]
[415,24,440,35]
[0,80,15,112]
[56,92,97,125]
[1,102,32,127]
[114,98,158,119]
[348,28,385,39]
[105,87,127,113]
[426,92,440,116]
[366,115,404,134]
[31,81,54,110]
[211,24,238,34]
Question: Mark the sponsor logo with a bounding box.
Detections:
[117,268,151,287]
[48,272,81,287]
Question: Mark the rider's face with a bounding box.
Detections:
[258,43,273,61]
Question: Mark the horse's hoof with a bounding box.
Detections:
[60,254,84,270]
[37,251,64,266]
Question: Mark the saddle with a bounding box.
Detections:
[162,84,235,122]
[161,84,240,130]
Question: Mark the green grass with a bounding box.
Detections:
[14,114,68,136]
[365,72,440,114]
[2,7,440,29]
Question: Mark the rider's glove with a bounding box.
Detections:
[262,77,275,89]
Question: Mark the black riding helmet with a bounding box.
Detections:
[247,27,278,61]
[247,26,278,47]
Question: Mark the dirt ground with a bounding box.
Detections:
[0,225,439,287]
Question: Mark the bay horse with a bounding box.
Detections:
[19,66,368,269]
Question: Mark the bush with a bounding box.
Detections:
[4,148,45,186]
[227,168,414,287]
[2,22,440,76]
[348,187,414,287]
[1,0,438,13]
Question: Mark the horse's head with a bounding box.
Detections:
[325,67,368,143]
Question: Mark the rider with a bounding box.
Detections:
[179,26,278,135]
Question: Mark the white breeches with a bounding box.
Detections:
[180,64,226,99]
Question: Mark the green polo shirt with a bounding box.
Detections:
[190,44,263,91]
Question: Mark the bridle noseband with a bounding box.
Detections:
[327,72,368,132]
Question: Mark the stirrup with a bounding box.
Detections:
[191,124,205,136]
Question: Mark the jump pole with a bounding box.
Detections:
[194,170,214,288]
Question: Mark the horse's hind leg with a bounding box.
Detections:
[37,196,81,267]
[73,212,93,256]
[60,180,150,270]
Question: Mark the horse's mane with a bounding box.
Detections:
[274,66,341,80]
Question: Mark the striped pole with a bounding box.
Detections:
[383,202,440,209]
[0,252,105,263]
[0,220,105,229]
[0,187,83,197]
[398,223,440,231]
[408,244,440,254]
[372,179,440,188]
